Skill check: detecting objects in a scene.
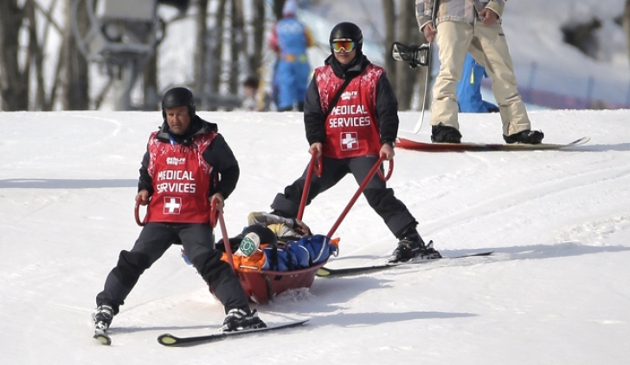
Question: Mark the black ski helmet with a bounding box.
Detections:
[161,87,196,120]
[329,22,363,53]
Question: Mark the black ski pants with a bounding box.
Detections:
[271,155,417,238]
[96,222,249,315]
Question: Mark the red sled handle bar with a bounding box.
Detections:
[297,150,323,220]
[210,199,236,272]
[327,156,393,238]
[134,197,148,226]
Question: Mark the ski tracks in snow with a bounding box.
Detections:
[397,150,630,250]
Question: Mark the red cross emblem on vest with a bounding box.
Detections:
[341,132,358,151]
[163,197,182,215]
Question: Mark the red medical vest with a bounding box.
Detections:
[145,131,215,223]
[315,63,384,159]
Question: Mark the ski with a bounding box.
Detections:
[396,136,590,152]
[93,328,112,346]
[157,319,309,347]
[316,251,493,278]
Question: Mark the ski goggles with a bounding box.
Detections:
[331,39,356,53]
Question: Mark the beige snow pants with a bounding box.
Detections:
[430,20,530,136]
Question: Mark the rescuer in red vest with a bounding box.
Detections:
[93,87,265,335]
[270,22,441,264]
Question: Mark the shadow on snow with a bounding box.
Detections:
[0,179,137,189]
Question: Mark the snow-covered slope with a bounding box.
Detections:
[1,109,629,364]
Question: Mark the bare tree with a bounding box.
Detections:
[394,0,422,110]
[273,0,286,21]
[208,0,227,110]
[624,0,630,65]
[142,54,159,110]
[378,0,429,111]
[36,0,65,111]
[248,0,266,78]
[0,1,30,111]
[63,0,89,110]
[381,0,397,91]
[192,0,264,110]
[194,0,209,108]
[1,0,85,111]
[28,2,46,110]
[229,0,245,101]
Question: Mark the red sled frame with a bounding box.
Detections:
[209,152,327,304]
[214,154,393,304]
[211,205,328,304]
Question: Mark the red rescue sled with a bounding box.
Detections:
[228,152,327,304]
[236,262,328,304]
[222,153,392,304]
[211,201,329,304]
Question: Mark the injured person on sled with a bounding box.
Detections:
[181,212,339,272]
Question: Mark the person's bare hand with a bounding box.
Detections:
[293,219,312,236]
[380,143,395,161]
[136,190,150,205]
[423,23,436,43]
[210,193,224,211]
[309,142,322,159]
[479,9,498,25]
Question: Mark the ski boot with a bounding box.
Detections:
[92,304,114,345]
[221,308,266,332]
[389,230,441,263]
[503,130,544,144]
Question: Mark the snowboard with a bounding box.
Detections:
[396,136,590,152]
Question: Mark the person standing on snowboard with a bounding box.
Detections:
[416,0,543,144]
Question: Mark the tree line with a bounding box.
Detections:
[0,0,428,112]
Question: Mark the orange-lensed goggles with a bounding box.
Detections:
[331,39,356,53]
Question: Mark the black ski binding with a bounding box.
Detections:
[391,42,430,69]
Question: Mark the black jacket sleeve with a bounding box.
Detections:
[202,134,240,199]
[138,148,153,194]
[303,78,327,145]
[374,73,399,146]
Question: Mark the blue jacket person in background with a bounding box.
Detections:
[269,0,314,111]
[457,54,499,113]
